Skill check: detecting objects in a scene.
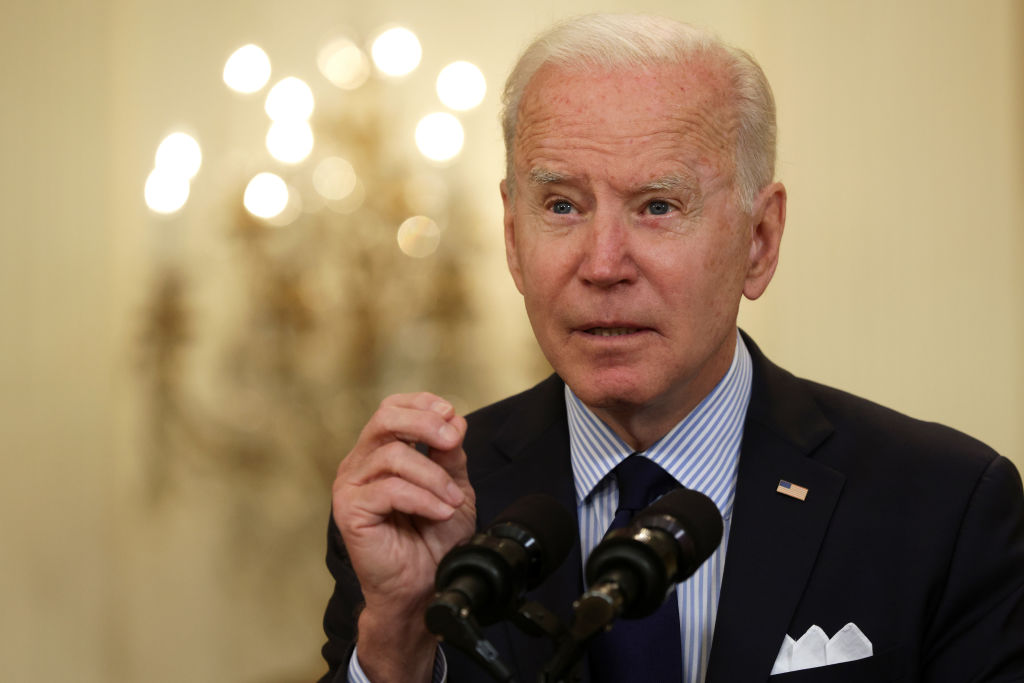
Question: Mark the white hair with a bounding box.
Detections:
[500,14,777,212]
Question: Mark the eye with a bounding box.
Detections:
[646,200,672,216]
[550,200,575,215]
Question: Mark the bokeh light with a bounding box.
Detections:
[155,132,202,179]
[265,187,303,227]
[318,38,371,90]
[397,216,441,257]
[145,168,190,214]
[264,77,315,121]
[313,156,358,201]
[223,44,271,94]
[266,120,314,164]
[436,61,486,111]
[415,112,464,162]
[371,27,422,77]
[244,172,290,219]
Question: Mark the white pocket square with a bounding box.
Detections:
[770,623,873,674]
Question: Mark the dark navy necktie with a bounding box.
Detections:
[588,455,683,683]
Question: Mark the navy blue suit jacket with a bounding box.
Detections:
[321,335,1024,682]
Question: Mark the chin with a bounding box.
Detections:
[561,370,655,411]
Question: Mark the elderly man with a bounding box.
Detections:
[321,14,1024,683]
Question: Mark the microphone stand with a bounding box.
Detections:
[427,586,516,683]
[539,573,631,683]
[428,589,570,683]
[428,578,622,683]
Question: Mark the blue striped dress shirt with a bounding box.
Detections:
[567,332,753,683]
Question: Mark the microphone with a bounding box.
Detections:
[542,488,723,682]
[426,493,575,681]
[583,486,723,620]
[428,493,576,626]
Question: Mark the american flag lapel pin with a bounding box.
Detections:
[777,479,809,501]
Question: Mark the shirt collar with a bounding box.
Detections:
[566,330,753,518]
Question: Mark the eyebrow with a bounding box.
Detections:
[527,168,699,196]
[528,167,567,185]
[638,174,699,194]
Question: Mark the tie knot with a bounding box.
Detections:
[613,454,679,515]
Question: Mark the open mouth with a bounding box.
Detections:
[584,327,641,337]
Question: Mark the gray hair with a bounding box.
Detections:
[500,14,777,212]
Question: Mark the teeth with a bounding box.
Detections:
[587,327,635,337]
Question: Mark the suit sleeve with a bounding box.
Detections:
[318,515,363,683]
[923,455,1024,681]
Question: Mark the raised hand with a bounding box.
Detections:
[331,393,477,683]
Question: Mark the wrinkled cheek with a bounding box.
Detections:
[520,289,551,338]
[520,294,564,360]
[519,264,562,314]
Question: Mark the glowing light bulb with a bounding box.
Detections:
[436,61,486,111]
[265,77,315,121]
[371,26,422,77]
[266,120,314,164]
[155,132,202,179]
[244,172,290,219]
[266,189,303,227]
[223,44,271,94]
[318,38,370,90]
[145,168,190,214]
[415,112,464,163]
[397,216,441,257]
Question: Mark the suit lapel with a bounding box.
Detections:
[471,375,586,683]
[705,336,845,682]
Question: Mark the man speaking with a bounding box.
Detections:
[319,13,1024,683]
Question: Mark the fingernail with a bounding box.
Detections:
[446,481,464,505]
[431,401,452,416]
[439,423,457,442]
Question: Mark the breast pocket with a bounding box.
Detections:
[769,647,907,682]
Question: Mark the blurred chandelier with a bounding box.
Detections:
[144,25,487,258]
[137,25,494,520]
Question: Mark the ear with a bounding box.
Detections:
[501,179,526,294]
[743,181,787,300]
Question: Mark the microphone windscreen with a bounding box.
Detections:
[644,488,723,563]
[491,493,576,578]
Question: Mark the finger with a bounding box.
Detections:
[360,401,465,454]
[428,414,469,473]
[340,475,457,526]
[348,441,465,507]
[380,392,456,420]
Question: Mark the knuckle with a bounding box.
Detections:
[333,453,357,481]
[379,391,436,409]
[370,401,399,426]
[378,394,401,409]
[376,441,411,468]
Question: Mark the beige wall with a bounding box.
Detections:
[1,0,1020,680]
[741,0,1024,460]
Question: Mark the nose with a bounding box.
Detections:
[578,210,637,287]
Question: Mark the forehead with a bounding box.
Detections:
[514,60,737,184]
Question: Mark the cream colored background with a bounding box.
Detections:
[1,0,1020,681]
